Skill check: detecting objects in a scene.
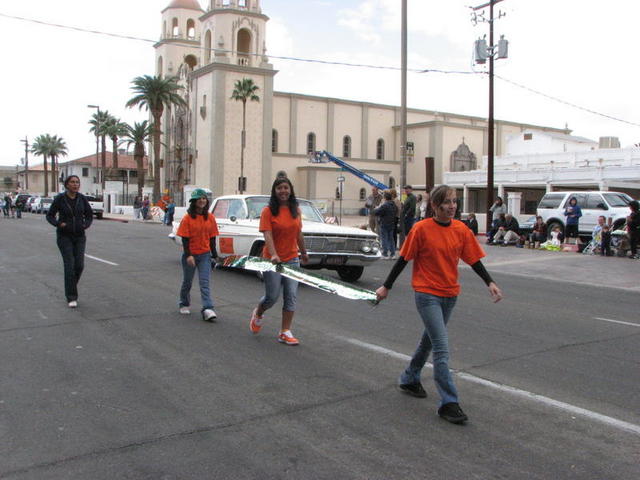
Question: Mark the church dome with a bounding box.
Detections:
[165,0,203,11]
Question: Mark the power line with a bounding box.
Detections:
[2,11,638,128]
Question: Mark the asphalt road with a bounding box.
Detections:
[1,214,639,479]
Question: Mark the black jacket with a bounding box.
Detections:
[374,200,398,226]
[504,217,520,234]
[46,193,93,236]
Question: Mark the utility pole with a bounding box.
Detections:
[20,137,29,190]
[399,0,408,246]
[471,0,508,233]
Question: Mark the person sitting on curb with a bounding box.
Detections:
[486,213,506,244]
[492,213,520,245]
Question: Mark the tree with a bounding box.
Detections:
[48,135,68,192]
[231,78,260,194]
[103,116,128,171]
[88,110,112,190]
[126,75,186,201]
[31,134,50,196]
[122,121,153,196]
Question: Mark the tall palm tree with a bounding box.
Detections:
[103,116,128,171]
[31,134,50,196]
[122,121,153,196]
[48,135,68,192]
[231,78,260,194]
[126,75,185,201]
[88,110,112,189]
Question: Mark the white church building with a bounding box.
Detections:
[153,0,636,215]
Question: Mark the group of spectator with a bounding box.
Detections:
[132,195,176,226]
[365,185,433,259]
[1,193,26,219]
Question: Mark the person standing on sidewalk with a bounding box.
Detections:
[177,189,219,322]
[141,195,150,221]
[365,186,383,233]
[164,198,176,226]
[627,200,640,259]
[374,191,398,259]
[249,177,309,346]
[401,185,417,235]
[46,175,93,308]
[133,195,142,220]
[375,185,503,425]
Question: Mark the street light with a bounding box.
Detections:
[87,104,100,192]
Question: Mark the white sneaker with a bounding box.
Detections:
[179,306,190,315]
[68,301,78,308]
[202,309,217,322]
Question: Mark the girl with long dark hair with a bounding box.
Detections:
[376,185,503,424]
[249,177,309,345]
[177,189,219,321]
[46,175,93,308]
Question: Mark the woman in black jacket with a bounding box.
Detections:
[46,176,93,307]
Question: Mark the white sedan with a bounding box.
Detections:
[170,195,381,282]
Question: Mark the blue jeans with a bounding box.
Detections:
[379,223,395,257]
[400,292,459,406]
[179,253,214,311]
[403,216,415,235]
[56,234,86,301]
[260,258,299,312]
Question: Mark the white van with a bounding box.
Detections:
[537,191,633,235]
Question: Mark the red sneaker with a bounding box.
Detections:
[277,330,299,346]
[250,308,263,334]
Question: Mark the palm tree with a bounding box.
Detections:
[126,75,186,201]
[48,135,68,192]
[88,110,112,190]
[231,78,260,194]
[31,134,50,196]
[103,116,128,171]
[122,121,153,196]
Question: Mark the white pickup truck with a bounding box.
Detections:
[85,195,104,219]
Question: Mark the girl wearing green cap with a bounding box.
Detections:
[177,189,219,321]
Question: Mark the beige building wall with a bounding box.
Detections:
[333,103,362,158]
[295,99,328,153]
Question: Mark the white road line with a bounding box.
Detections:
[37,310,48,320]
[594,317,640,328]
[84,254,119,266]
[478,256,575,268]
[342,337,640,436]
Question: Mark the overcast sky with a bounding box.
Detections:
[1,0,638,167]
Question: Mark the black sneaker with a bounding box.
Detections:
[438,402,468,424]
[398,382,427,398]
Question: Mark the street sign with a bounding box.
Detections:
[337,176,345,182]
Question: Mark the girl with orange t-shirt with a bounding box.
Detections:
[177,189,219,322]
[249,177,309,345]
[376,185,503,425]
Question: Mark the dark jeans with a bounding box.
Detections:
[403,216,415,235]
[56,234,86,301]
[630,231,639,256]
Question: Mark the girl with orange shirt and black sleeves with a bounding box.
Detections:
[376,185,503,424]
[249,177,309,345]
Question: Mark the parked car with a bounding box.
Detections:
[14,193,31,210]
[26,195,41,212]
[85,195,104,219]
[518,215,537,237]
[536,191,634,236]
[40,197,54,214]
[169,195,381,282]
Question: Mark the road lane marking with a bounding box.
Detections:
[37,310,48,320]
[85,254,119,266]
[342,337,640,436]
[478,256,575,268]
[594,317,640,328]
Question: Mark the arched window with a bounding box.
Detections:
[359,188,366,201]
[389,176,396,189]
[307,132,316,154]
[171,18,179,37]
[184,54,197,71]
[335,187,341,200]
[342,135,351,158]
[376,138,385,160]
[237,28,251,66]
[272,129,278,153]
[157,56,163,77]
[204,30,212,63]
[186,19,196,39]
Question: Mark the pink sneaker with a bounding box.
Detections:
[250,308,263,334]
